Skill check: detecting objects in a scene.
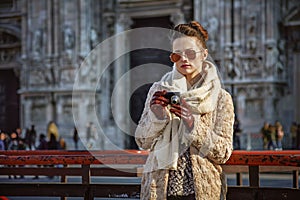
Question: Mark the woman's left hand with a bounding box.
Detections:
[169,98,194,131]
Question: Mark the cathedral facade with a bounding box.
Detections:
[0,0,299,149]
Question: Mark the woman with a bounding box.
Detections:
[135,21,234,200]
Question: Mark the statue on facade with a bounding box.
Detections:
[90,28,99,48]
[265,39,283,78]
[32,29,43,56]
[205,17,219,53]
[246,13,258,54]
[63,26,75,50]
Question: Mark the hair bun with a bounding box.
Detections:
[189,21,209,41]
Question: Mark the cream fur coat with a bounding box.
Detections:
[135,65,234,200]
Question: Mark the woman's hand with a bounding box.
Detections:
[170,98,194,131]
[150,90,169,120]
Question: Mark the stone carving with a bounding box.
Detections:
[63,26,75,50]
[246,13,258,54]
[205,17,219,53]
[30,70,46,85]
[247,37,257,54]
[32,29,43,56]
[90,28,99,48]
[224,45,241,80]
[61,68,75,84]
[0,31,20,62]
[0,49,17,63]
[0,31,18,45]
[78,55,98,86]
[103,0,114,11]
[265,39,284,78]
[241,56,262,78]
[29,66,58,86]
[103,14,115,36]
[117,14,133,30]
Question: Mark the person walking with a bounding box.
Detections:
[260,122,270,150]
[275,120,284,150]
[26,125,37,150]
[233,117,242,150]
[290,122,297,149]
[73,126,79,150]
[268,124,277,150]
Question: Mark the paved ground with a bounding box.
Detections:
[0,173,299,200]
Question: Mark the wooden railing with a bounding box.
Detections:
[0,150,299,200]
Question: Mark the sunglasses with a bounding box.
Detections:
[170,49,203,62]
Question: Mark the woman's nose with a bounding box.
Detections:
[181,54,188,61]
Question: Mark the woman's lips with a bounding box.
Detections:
[181,64,191,68]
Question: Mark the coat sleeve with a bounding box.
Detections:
[135,83,170,150]
[188,90,234,164]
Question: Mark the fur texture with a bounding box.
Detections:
[135,77,234,200]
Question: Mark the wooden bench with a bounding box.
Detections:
[0,150,299,200]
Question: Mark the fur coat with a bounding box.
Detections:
[135,66,234,200]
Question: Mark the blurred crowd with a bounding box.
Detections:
[0,122,68,151]
[260,121,285,150]
[260,120,300,150]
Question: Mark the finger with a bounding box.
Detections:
[152,96,169,104]
[151,96,169,105]
[153,95,169,102]
[170,103,181,109]
[150,99,168,107]
[180,98,190,107]
[170,110,181,118]
[153,90,167,97]
[169,108,182,117]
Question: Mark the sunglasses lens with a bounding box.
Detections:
[185,49,196,59]
[170,53,181,62]
[170,50,198,62]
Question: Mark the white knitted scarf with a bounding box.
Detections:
[153,60,221,169]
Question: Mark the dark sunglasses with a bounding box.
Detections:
[170,49,203,62]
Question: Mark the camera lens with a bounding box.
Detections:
[170,95,180,105]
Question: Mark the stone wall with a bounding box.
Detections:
[1,0,299,150]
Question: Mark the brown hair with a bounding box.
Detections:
[172,21,208,49]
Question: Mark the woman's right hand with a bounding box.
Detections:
[150,90,169,120]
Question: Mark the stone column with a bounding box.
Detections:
[111,13,133,149]
[23,98,32,129]
[53,0,60,56]
[79,0,90,57]
[193,0,201,22]
[98,11,115,130]
[46,0,53,56]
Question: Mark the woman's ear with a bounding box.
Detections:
[203,49,208,60]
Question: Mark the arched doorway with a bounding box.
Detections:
[128,16,174,149]
[0,30,21,133]
[0,69,20,133]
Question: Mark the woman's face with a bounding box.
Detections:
[172,36,208,81]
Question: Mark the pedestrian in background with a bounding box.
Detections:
[26,125,36,150]
[260,122,270,150]
[297,123,300,150]
[268,125,277,150]
[233,116,242,150]
[290,122,297,149]
[275,120,284,150]
[73,126,79,150]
